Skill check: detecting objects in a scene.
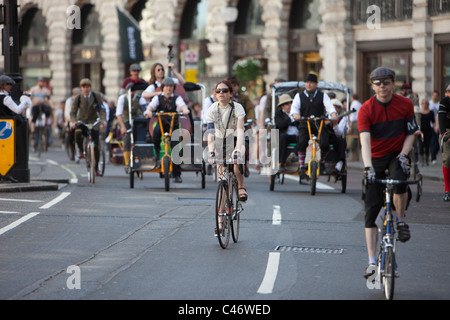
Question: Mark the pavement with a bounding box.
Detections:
[0,143,445,193]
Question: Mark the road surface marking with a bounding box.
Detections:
[0,211,20,214]
[257,252,280,294]
[0,198,43,203]
[272,205,281,225]
[39,192,71,209]
[283,174,334,190]
[0,212,40,236]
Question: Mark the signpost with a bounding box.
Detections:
[0,120,15,177]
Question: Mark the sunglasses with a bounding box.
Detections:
[215,88,230,94]
[372,79,393,86]
[81,84,91,88]
[156,68,164,72]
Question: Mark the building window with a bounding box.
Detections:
[72,4,103,46]
[20,8,48,51]
[351,0,413,25]
[428,0,450,16]
[235,0,264,35]
[289,0,321,30]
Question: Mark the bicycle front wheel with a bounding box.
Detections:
[383,247,396,300]
[310,161,318,195]
[87,143,95,184]
[230,178,240,243]
[215,180,230,249]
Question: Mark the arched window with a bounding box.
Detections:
[72,4,103,46]
[235,0,264,35]
[20,8,48,50]
[180,0,208,40]
[289,0,321,30]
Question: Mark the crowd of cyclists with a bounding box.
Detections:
[1,62,449,279]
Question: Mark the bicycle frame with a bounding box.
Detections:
[379,182,397,275]
[156,112,179,175]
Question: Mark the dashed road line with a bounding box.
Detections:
[257,252,281,295]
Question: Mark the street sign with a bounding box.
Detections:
[185,50,199,64]
[0,120,15,176]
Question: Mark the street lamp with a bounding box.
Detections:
[221,3,238,78]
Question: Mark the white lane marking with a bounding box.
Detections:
[0,212,40,236]
[257,252,280,295]
[283,174,334,190]
[39,192,71,209]
[0,198,43,203]
[272,205,281,225]
[0,211,20,214]
[46,159,78,184]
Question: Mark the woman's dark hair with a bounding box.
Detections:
[215,80,234,94]
[149,63,164,85]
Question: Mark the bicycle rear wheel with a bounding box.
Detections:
[98,146,106,176]
[383,247,395,300]
[230,178,240,243]
[215,180,230,249]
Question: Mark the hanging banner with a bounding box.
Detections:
[0,119,15,176]
[116,6,144,63]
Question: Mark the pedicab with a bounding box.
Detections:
[128,82,207,191]
[268,81,352,195]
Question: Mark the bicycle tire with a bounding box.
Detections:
[310,161,318,195]
[216,180,230,249]
[230,178,240,243]
[36,127,43,158]
[99,148,106,176]
[163,156,170,191]
[383,246,395,300]
[89,143,96,184]
[269,174,276,191]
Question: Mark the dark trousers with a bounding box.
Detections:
[152,122,181,177]
[279,133,297,164]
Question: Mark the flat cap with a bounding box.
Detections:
[305,73,318,83]
[129,63,142,71]
[370,67,395,81]
[0,75,15,85]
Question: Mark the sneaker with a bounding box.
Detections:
[396,222,411,242]
[78,152,84,159]
[364,264,377,279]
[174,176,183,183]
[442,192,450,202]
[96,169,103,177]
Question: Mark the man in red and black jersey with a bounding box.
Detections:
[438,85,450,201]
[358,67,419,278]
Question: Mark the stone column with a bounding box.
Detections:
[205,0,230,77]
[412,0,432,101]
[260,0,289,85]
[44,0,71,104]
[317,0,354,89]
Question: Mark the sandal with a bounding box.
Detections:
[238,187,248,202]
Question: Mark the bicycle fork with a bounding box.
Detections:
[380,195,398,277]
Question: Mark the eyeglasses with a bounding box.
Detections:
[156,68,164,72]
[372,79,393,86]
[215,88,230,94]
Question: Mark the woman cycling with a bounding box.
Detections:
[206,80,248,201]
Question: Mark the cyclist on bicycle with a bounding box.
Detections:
[70,78,107,177]
[30,77,53,151]
[144,77,190,183]
[359,67,419,277]
[206,80,247,201]
[290,73,337,174]
[438,84,450,201]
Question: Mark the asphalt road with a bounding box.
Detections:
[0,146,449,303]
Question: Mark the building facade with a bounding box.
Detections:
[3,0,450,104]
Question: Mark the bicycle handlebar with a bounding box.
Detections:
[373,178,421,185]
[76,119,102,130]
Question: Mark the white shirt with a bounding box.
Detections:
[116,94,147,117]
[291,90,336,118]
[142,78,181,95]
[201,95,216,125]
[349,99,362,122]
[206,101,246,138]
[144,93,187,117]
[0,90,31,114]
[334,115,348,137]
